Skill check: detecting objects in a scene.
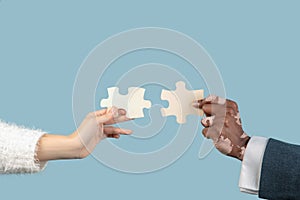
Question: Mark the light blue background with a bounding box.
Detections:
[1,1,300,199]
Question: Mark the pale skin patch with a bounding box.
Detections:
[240,147,246,158]
[205,95,226,105]
[215,136,233,155]
[201,116,215,127]
[240,132,248,139]
[217,97,226,105]
[205,95,217,102]
[234,112,242,126]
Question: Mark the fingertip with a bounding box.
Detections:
[192,102,200,108]
[118,108,127,115]
[124,116,134,121]
[108,106,119,118]
[124,129,133,134]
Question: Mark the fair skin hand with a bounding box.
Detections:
[193,95,250,161]
[36,107,132,162]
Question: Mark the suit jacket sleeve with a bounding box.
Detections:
[259,138,300,199]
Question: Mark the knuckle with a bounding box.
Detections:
[227,100,238,110]
[224,119,230,127]
[86,112,94,118]
[226,108,235,115]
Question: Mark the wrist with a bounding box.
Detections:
[68,132,89,159]
[237,136,251,161]
[64,134,83,159]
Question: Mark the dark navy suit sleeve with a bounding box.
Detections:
[259,138,300,200]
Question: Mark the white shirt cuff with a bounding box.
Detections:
[239,136,269,195]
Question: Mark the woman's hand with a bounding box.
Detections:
[193,95,250,161]
[70,107,132,159]
[37,107,132,161]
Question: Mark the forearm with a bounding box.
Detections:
[36,134,80,162]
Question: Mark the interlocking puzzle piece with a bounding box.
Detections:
[161,81,204,124]
[100,87,152,119]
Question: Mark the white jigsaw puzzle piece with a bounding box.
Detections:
[161,81,204,124]
[100,87,152,119]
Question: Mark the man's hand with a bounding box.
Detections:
[193,95,250,161]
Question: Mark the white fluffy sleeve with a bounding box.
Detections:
[0,120,47,174]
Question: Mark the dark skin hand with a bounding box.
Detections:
[193,95,250,161]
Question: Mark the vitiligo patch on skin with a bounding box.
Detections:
[215,136,233,155]
[240,132,248,139]
[240,147,246,158]
[234,112,242,126]
[202,116,215,127]
[161,81,204,124]
[204,95,226,105]
[100,87,152,119]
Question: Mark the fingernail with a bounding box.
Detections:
[110,107,119,118]
[118,109,127,115]
[192,102,200,108]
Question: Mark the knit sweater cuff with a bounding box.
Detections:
[0,121,48,174]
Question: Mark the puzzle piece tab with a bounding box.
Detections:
[161,81,204,124]
[100,87,152,119]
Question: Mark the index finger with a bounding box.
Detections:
[104,115,133,125]
[104,108,133,125]
[193,95,226,109]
